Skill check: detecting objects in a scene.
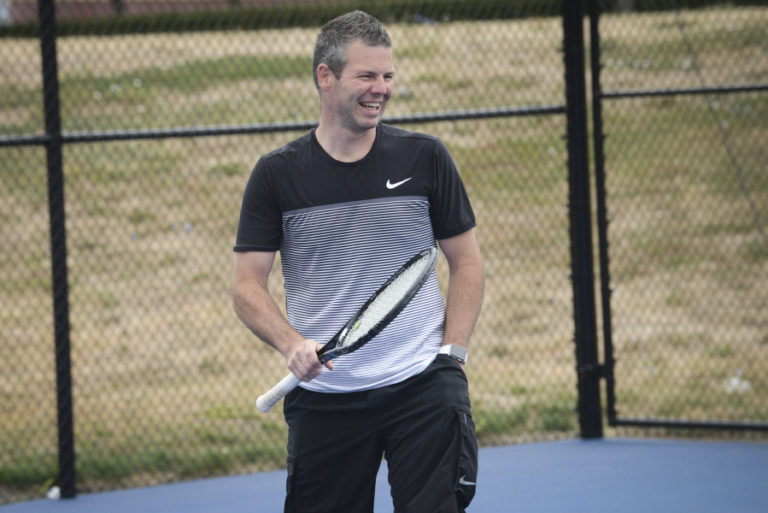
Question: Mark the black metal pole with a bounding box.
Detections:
[38,0,76,498]
[562,0,603,439]
[588,1,617,426]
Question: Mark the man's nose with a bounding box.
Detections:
[371,75,390,94]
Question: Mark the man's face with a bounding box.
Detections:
[325,39,395,133]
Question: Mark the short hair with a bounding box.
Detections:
[312,10,391,90]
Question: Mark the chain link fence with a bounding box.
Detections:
[594,2,768,429]
[0,0,766,504]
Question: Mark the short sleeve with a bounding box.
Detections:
[233,157,283,252]
[429,140,476,240]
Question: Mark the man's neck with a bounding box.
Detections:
[315,123,377,163]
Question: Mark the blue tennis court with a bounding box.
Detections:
[2,438,766,513]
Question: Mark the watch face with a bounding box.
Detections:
[450,345,467,362]
[439,344,467,363]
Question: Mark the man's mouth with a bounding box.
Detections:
[360,101,382,111]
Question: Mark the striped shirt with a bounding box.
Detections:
[234,123,475,392]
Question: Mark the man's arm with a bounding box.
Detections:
[437,229,484,354]
[231,251,331,381]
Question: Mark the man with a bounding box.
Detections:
[232,10,483,513]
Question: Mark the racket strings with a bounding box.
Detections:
[339,259,431,349]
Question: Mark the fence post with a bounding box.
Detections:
[561,0,603,439]
[588,0,618,427]
[38,0,76,498]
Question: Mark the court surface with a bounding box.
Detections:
[2,438,766,513]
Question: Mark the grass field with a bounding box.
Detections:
[1,6,767,501]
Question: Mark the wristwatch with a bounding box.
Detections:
[439,344,468,364]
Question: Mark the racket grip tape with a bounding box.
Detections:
[256,373,301,413]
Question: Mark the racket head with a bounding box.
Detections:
[317,247,439,362]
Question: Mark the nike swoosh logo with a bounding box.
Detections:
[386,177,412,189]
[459,475,476,486]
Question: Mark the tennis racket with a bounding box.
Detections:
[255,246,439,413]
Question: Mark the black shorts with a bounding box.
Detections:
[283,354,478,513]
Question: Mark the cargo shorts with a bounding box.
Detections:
[283,354,478,513]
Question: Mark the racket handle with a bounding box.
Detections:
[256,373,301,413]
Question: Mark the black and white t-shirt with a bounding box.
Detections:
[235,123,475,392]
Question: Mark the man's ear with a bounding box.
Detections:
[316,63,335,91]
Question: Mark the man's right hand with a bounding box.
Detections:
[286,339,334,382]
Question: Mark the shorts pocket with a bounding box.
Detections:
[455,407,478,508]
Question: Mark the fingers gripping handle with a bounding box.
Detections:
[256,373,301,413]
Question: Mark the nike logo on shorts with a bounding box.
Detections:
[386,177,412,189]
[459,475,476,486]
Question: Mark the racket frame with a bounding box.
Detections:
[317,247,438,362]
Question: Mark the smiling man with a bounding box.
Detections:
[232,10,484,513]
